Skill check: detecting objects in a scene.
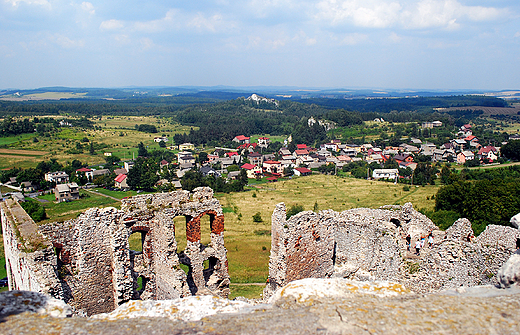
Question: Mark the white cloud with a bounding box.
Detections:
[128,8,234,34]
[139,37,154,51]
[5,0,50,7]
[316,0,402,28]
[132,9,179,33]
[188,13,225,32]
[50,34,84,48]
[388,32,402,43]
[80,1,94,15]
[100,19,125,31]
[246,0,300,18]
[315,0,508,30]
[293,30,317,46]
[248,34,288,50]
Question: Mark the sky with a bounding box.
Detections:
[1,0,520,90]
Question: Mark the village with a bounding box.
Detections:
[7,119,513,205]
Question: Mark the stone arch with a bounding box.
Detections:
[129,225,151,258]
[186,210,224,243]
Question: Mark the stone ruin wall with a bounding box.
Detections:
[265,202,520,298]
[1,187,229,316]
[1,199,64,300]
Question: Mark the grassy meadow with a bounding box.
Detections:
[217,174,438,284]
[0,115,195,169]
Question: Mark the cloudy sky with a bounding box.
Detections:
[1,0,519,90]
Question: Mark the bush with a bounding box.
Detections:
[286,204,304,219]
[402,185,410,191]
[20,199,47,222]
[252,212,263,222]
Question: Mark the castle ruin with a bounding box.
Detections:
[264,202,520,298]
[1,187,229,316]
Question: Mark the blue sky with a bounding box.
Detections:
[1,0,519,90]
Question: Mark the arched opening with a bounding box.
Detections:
[53,244,68,279]
[173,215,188,252]
[200,214,211,246]
[129,231,145,253]
[203,256,220,283]
[132,275,149,299]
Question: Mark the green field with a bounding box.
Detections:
[0,115,196,169]
[37,190,120,224]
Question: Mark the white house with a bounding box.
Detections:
[154,136,169,143]
[372,169,399,180]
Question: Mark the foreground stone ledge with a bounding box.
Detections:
[2,281,520,334]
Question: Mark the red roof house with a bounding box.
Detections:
[294,167,312,176]
[114,174,128,188]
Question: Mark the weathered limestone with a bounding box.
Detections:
[498,250,520,288]
[0,199,64,300]
[0,290,73,319]
[265,202,520,298]
[2,281,520,334]
[1,187,229,316]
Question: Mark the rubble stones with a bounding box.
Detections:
[2,281,520,334]
[498,250,520,288]
[510,212,520,229]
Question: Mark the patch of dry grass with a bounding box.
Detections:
[219,174,439,283]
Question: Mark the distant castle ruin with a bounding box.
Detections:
[1,187,229,316]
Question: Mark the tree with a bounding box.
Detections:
[501,140,520,161]
[127,157,159,190]
[252,212,263,222]
[384,158,399,169]
[158,141,166,148]
[105,155,121,169]
[20,199,47,222]
[181,170,206,191]
[137,142,148,157]
[198,152,208,164]
[89,142,95,155]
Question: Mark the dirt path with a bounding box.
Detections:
[84,189,121,202]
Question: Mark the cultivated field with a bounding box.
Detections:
[0,92,87,101]
[0,116,195,169]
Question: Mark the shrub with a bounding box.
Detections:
[252,212,263,222]
[286,204,304,219]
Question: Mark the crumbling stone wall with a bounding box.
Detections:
[0,200,64,300]
[264,202,520,298]
[2,187,229,316]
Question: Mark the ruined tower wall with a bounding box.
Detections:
[0,200,63,299]
[39,207,126,316]
[1,187,231,316]
[265,202,520,299]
